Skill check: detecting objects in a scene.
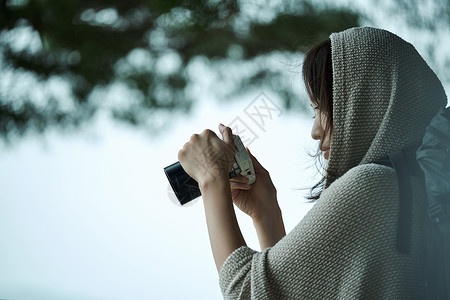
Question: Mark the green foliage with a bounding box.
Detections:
[0,0,360,141]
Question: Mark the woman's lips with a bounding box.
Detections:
[323,149,330,160]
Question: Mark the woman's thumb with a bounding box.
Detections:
[219,123,235,147]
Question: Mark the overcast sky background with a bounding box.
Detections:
[0,90,319,299]
[1,1,449,299]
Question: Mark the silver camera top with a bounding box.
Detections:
[231,135,256,185]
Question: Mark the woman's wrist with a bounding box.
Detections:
[198,170,230,195]
[253,205,286,250]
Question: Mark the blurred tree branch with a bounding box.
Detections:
[0,0,359,141]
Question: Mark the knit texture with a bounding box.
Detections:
[327,27,447,185]
[219,27,448,299]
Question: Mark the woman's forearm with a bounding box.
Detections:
[253,206,286,250]
[200,176,247,273]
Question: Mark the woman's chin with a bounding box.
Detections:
[323,149,330,160]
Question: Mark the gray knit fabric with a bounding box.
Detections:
[218,27,448,299]
[328,27,447,184]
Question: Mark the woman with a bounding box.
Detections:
[178,27,447,299]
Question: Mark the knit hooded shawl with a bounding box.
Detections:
[327,27,446,186]
[218,27,448,299]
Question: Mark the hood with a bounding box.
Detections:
[326,27,447,186]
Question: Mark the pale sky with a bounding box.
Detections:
[0,90,318,299]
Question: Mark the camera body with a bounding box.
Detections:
[164,134,256,205]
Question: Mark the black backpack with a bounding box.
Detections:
[381,107,450,299]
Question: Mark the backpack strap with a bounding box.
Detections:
[388,150,413,254]
[374,145,422,254]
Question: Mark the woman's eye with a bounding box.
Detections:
[310,104,319,119]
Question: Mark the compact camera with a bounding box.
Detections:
[164,134,256,205]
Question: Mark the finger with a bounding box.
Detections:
[219,123,235,147]
[177,141,190,161]
[230,175,249,183]
[230,181,252,191]
[200,129,219,140]
[231,189,241,200]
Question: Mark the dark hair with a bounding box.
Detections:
[302,39,333,200]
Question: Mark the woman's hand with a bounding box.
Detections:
[227,144,285,249]
[178,125,236,190]
[229,149,278,221]
[178,124,285,251]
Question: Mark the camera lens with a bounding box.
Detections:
[164,162,201,205]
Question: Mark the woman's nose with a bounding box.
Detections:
[311,118,322,141]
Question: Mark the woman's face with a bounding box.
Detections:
[311,104,331,160]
